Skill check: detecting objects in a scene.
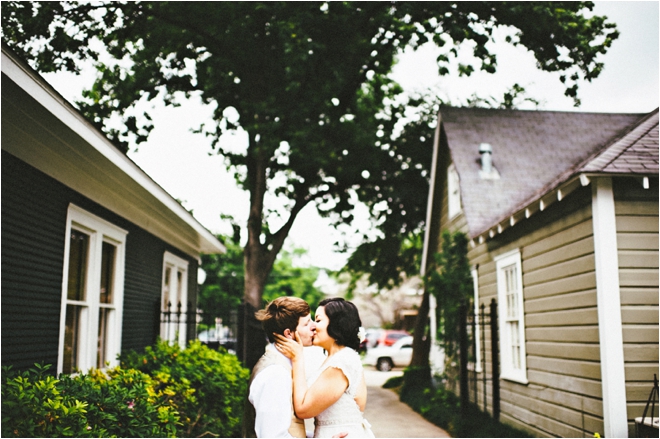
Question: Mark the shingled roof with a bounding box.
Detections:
[438,106,656,239]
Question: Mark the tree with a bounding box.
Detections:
[2,1,618,368]
[198,229,324,335]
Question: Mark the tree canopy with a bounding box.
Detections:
[2,1,619,367]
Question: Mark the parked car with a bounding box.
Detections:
[363,336,413,371]
[376,329,411,346]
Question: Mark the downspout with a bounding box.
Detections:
[591,177,628,437]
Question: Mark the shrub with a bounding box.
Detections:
[396,370,532,438]
[119,340,249,438]
[1,364,177,438]
[2,341,249,438]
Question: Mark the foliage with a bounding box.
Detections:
[198,228,325,326]
[427,230,473,359]
[2,342,248,438]
[263,247,325,311]
[1,363,178,438]
[197,226,245,328]
[119,340,249,438]
[394,371,532,438]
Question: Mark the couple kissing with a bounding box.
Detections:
[244,296,374,438]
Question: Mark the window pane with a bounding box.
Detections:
[67,230,89,301]
[97,308,110,368]
[100,242,116,305]
[63,304,81,374]
[510,321,520,369]
[176,270,184,306]
[163,266,171,309]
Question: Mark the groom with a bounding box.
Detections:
[244,296,317,438]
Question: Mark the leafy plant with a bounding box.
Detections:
[1,363,177,438]
[119,340,249,438]
[394,370,531,438]
[427,230,473,363]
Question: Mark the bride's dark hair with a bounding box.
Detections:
[319,297,362,350]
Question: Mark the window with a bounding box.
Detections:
[161,252,189,348]
[495,250,528,383]
[447,164,462,219]
[59,205,127,374]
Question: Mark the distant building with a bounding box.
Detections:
[422,106,658,437]
[2,44,225,374]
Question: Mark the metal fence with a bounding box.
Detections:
[460,298,500,421]
[154,301,238,351]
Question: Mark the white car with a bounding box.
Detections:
[363,336,413,371]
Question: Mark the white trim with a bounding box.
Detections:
[448,163,462,219]
[591,178,628,438]
[421,117,442,277]
[495,249,528,384]
[472,267,482,373]
[2,47,224,257]
[161,251,190,348]
[58,204,127,374]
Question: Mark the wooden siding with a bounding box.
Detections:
[613,178,659,429]
[463,186,608,437]
[1,151,199,371]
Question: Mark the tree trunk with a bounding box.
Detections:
[410,287,431,367]
[238,135,312,370]
[400,286,432,402]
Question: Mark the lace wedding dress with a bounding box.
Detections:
[309,348,375,438]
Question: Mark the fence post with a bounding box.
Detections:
[459,300,469,419]
[471,302,478,405]
[490,298,500,421]
[154,298,161,344]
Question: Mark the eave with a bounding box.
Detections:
[2,45,225,258]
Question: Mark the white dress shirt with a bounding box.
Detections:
[249,344,295,438]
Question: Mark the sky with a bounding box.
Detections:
[43,2,659,272]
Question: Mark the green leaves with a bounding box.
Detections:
[427,230,472,359]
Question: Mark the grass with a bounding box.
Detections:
[384,370,532,438]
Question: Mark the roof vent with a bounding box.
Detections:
[479,143,500,180]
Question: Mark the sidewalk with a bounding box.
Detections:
[363,369,451,438]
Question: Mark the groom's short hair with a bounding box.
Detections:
[255,296,310,343]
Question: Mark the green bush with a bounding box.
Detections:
[2,341,249,438]
[397,371,532,438]
[119,340,249,438]
[1,364,177,438]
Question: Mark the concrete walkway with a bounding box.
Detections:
[362,369,451,438]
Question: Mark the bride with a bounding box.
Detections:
[275,297,375,438]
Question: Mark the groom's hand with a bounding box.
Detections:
[332,433,348,438]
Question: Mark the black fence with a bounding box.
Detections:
[459,298,500,421]
[154,300,237,351]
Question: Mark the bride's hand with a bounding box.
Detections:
[274,331,304,361]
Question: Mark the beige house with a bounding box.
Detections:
[421,106,658,437]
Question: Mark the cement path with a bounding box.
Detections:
[362,369,451,438]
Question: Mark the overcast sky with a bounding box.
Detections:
[44,2,659,271]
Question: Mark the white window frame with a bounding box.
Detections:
[447,163,462,219]
[161,251,189,348]
[471,267,482,373]
[495,249,528,384]
[58,204,127,374]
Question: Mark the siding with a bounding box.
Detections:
[1,151,199,371]
[465,186,607,437]
[614,178,659,434]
